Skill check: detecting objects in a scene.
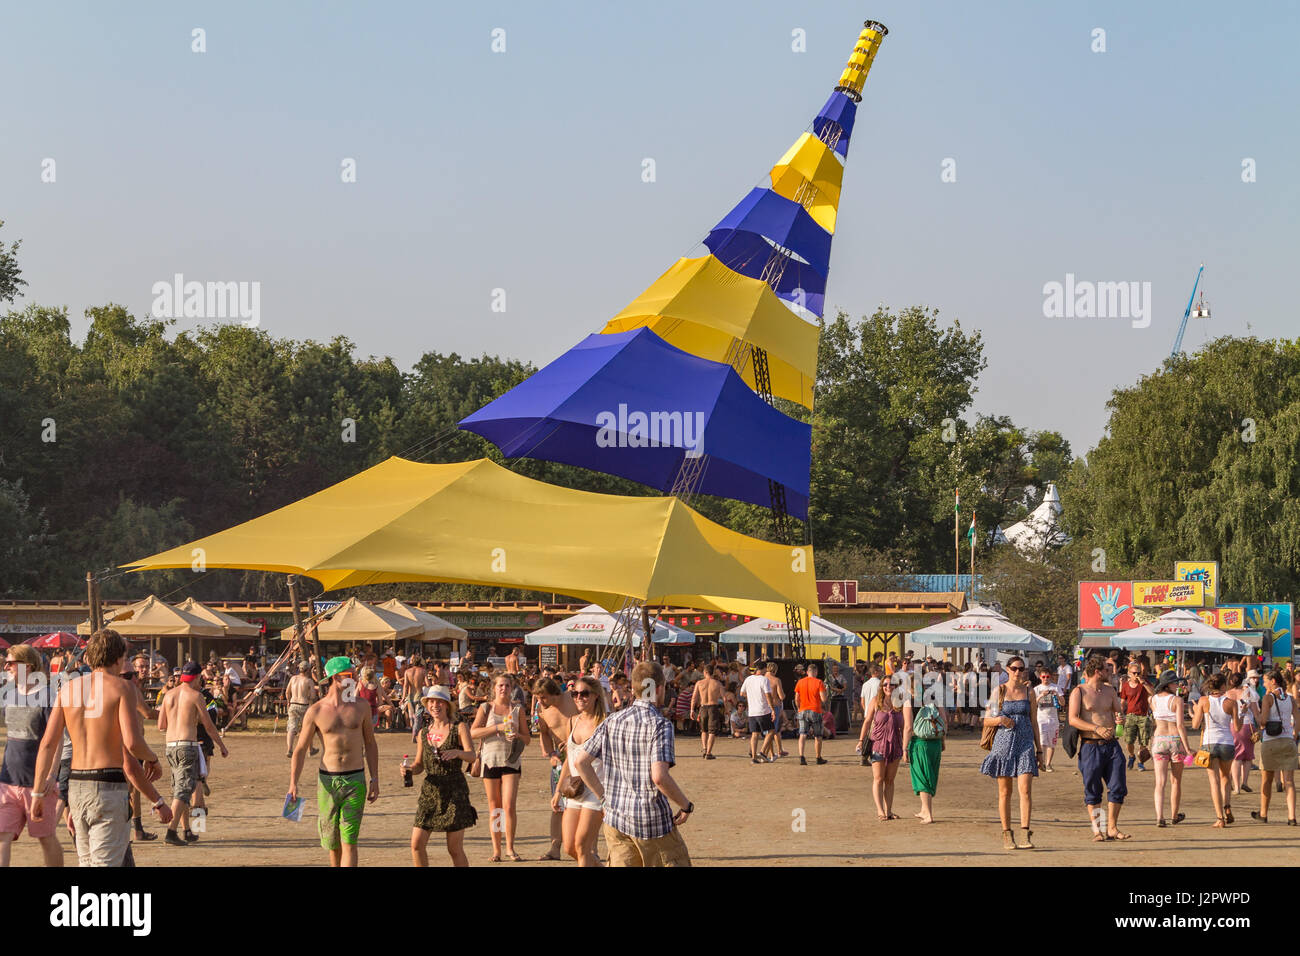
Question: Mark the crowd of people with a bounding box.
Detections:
[2,631,1297,868]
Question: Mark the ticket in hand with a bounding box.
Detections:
[283,793,305,822]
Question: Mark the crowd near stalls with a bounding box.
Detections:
[4,616,1296,870]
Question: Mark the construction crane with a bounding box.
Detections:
[1170,263,1209,358]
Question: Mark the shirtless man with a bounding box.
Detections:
[532,676,578,861]
[766,662,789,758]
[1069,655,1128,842]
[158,661,229,846]
[289,656,379,866]
[31,629,173,866]
[401,655,427,742]
[285,662,319,758]
[689,664,724,759]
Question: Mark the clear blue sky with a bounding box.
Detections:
[4,1,1296,455]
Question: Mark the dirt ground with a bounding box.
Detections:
[6,720,1299,866]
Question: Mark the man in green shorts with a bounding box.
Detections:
[288,656,379,866]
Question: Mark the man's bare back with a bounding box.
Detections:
[401,666,426,703]
[288,673,316,706]
[694,677,722,707]
[159,683,226,755]
[62,672,132,770]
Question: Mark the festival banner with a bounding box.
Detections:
[1214,606,1245,630]
[1078,581,1137,629]
[1174,561,1218,606]
[817,580,858,605]
[1238,603,1294,659]
[1132,580,1204,608]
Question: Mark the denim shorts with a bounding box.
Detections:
[1204,743,1234,764]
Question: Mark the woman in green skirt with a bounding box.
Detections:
[405,686,478,866]
[902,686,946,824]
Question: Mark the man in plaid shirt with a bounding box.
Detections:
[571,661,693,866]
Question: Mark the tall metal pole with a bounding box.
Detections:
[85,572,97,632]
[287,574,317,680]
[641,605,653,663]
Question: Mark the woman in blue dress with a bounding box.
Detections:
[981,655,1042,850]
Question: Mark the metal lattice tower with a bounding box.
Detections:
[611,21,888,667]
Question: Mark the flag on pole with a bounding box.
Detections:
[968,514,976,544]
[954,488,960,515]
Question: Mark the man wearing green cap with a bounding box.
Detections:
[288,656,379,866]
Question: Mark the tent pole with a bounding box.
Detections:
[641,606,652,664]
[287,575,316,680]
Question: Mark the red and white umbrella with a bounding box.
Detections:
[26,631,84,650]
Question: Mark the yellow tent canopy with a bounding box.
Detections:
[769,133,844,233]
[278,597,423,643]
[175,597,261,639]
[125,457,817,622]
[600,255,820,409]
[77,594,225,637]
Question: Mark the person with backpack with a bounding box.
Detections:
[902,679,945,824]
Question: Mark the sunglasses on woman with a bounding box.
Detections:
[1008,665,1025,672]
[571,689,592,699]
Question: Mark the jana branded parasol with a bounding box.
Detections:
[717,614,861,646]
[523,605,696,646]
[908,604,1052,652]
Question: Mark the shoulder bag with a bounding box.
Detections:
[1264,693,1284,738]
[979,685,1008,752]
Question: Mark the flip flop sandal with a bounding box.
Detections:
[1107,831,1132,841]
[1157,819,1167,827]
[1092,832,1108,842]
[507,851,523,862]
[1172,812,1186,824]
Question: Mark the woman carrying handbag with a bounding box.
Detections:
[550,676,607,866]
[980,656,1041,850]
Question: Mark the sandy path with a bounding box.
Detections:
[6,724,1297,866]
